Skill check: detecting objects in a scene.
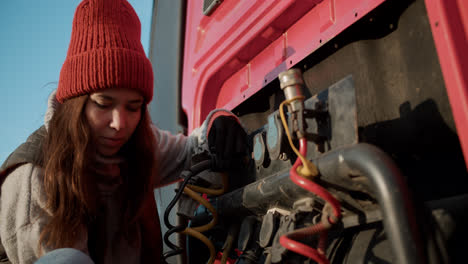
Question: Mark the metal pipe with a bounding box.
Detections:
[216,143,425,264]
[215,168,305,216]
[315,143,425,264]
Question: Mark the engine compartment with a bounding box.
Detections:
[154,0,468,263]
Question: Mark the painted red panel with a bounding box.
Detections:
[425,0,468,168]
[182,0,386,132]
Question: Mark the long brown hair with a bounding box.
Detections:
[39,94,157,252]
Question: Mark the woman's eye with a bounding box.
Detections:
[94,101,110,109]
[127,106,141,112]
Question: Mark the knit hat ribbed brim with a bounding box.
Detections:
[57,0,153,103]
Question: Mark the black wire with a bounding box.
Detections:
[163,224,185,249]
[163,159,212,229]
[163,159,212,262]
[163,174,192,229]
[162,225,185,260]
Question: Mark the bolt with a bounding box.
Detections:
[279,153,288,161]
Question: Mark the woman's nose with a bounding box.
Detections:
[109,109,127,131]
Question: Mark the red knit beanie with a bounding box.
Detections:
[56,0,153,103]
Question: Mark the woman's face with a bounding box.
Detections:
[85,87,144,156]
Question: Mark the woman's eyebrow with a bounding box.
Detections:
[128,99,144,104]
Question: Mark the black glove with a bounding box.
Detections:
[208,115,248,171]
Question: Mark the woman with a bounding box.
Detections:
[0,0,247,263]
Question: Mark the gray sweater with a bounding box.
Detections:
[0,126,197,263]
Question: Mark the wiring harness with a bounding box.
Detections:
[163,159,228,264]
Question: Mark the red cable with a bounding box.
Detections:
[280,235,329,264]
[292,139,341,220]
[279,138,342,263]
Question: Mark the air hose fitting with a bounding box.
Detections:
[277,68,341,264]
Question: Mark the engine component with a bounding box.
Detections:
[237,216,257,252]
[248,75,358,182]
[265,113,284,161]
[271,214,295,263]
[278,69,305,113]
[293,197,316,213]
[278,69,307,140]
[253,132,267,167]
[258,211,277,248]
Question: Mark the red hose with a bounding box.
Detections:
[279,138,342,263]
[293,139,341,220]
[280,236,329,264]
[318,229,329,254]
[279,222,330,264]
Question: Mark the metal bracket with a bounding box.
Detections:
[203,0,222,16]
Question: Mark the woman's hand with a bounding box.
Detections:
[207,116,248,171]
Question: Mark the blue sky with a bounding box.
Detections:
[0,0,154,164]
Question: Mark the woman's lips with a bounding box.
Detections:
[100,137,125,147]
